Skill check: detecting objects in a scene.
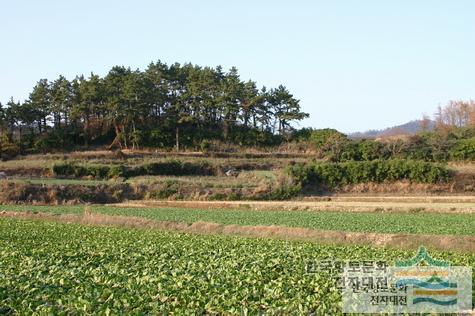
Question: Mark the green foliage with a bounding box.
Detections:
[53,162,115,179]
[3,204,473,236]
[294,128,355,161]
[354,139,386,161]
[107,165,127,178]
[449,137,475,161]
[52,162,76,177]
[287,159,451,188]
[0,61,308,151]
[403,135,434,161]
[293,127,475,163]
[308,128,347,148]
[261,176,301,200]
[0,134,19,160]
[128,160,215,177]
[33,132,63,153]
[52,159,216,179]
[200,139,211,152]
[291,127,314,142]
[149,180,180,199]
[1,218,473,314]
[383,128,475,162]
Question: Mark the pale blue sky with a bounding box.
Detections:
[1,0,474,133]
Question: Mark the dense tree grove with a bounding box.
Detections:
[0,61,473,163]
[0,61,308,153]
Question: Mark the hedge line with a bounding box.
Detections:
[52,160,216,179]
[287,159,451,188]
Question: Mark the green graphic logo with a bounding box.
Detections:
[396,246,449,267]
[395,246,457,307]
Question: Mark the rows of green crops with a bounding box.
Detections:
[1,204,474,236]
[0,218,473,314]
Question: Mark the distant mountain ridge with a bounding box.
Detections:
[349,119,435,139]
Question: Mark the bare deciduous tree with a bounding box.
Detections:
[435,100,475,128]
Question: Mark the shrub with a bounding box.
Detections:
[146,129,172,148]
[127,160,215,177]
[0,134,20,160]
[107,165,127,178]
[356,139,386,161]
[267,182,301,200]
[53,162,116,179]
[200,139,211,152]
[449,137,475,161]
[34,134,62,153]
[52,162,77,177]
[287,159,450,189]
[309,129,347,148]
[149,180,180,199]
[53,159,217,179]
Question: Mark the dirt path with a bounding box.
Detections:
[112,197,475,214]
[1,211,473,253]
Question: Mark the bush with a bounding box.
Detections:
[0,134,20,160]
[146,128,175,148]
[449,137,475,161]
[52,162,77,177]
[267,182,301,200]
[34,134,62,153]
[107,165,127,178]
[200,139,211,152]
[127,160,215,177]
[53,159,217,179]
[52,162,114,179]
[308,129,347,148]
[287,159,450,189]
[149,180,180,199]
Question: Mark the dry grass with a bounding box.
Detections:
[1,210,473,253]
[449,162,475,174]
[128,170,277,188]
[315,179,475,195]
[115,198,475,214]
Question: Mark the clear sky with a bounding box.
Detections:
[1,0,474,133]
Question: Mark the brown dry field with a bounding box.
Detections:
[1,211,473,253]
[112,195,475,214]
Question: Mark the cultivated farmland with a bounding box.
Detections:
[1,218,474,314]
[0,148,474,314]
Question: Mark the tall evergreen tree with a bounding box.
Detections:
[29,79,51,133]
[220,67,242,140]
[269,85,308,135]
[50,75,72,128]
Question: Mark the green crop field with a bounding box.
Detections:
[1,204,474,236]
[0,218,473,314]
